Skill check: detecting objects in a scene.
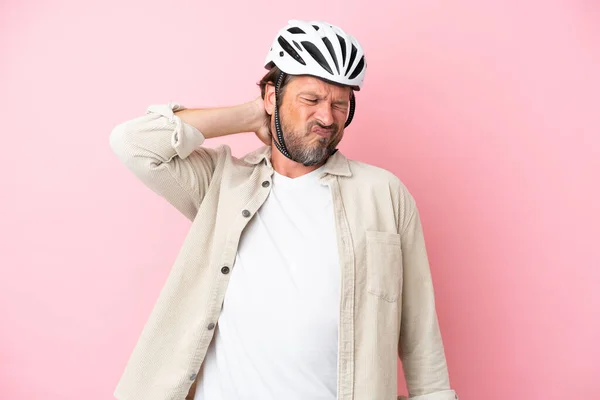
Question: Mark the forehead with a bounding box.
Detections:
[287,75,351,99]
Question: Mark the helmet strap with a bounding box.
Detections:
[345,91,356,128]
[273,71,293,160]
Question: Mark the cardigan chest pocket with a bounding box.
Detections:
[365,230,403,302]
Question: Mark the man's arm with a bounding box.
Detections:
[109,98,268,220]
[398,194,458,400]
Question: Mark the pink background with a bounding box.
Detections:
[1,1,599,399]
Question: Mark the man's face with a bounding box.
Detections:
[272,76,352,166]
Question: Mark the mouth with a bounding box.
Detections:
[312,127,334,137]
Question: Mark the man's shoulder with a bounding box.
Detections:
[347,158,407,190]
[345,158,418,217]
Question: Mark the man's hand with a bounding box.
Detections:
[250,96,272,146]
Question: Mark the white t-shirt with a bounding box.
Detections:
[194,165,340,400]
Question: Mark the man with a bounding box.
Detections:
[110,19,458,400]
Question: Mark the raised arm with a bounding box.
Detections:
[109,98,270,220]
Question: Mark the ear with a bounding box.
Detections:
[264,82,276,116]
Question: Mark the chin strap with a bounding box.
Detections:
[272,71,292,159]
[272,71,356,160]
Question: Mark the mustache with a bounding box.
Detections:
[309,121,339,133]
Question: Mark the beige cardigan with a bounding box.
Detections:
[109,102,458,400]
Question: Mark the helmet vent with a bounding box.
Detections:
[321,37,340,74]
[337,34,347,65]
[346,45,358,75]
[278,36,306,65]
[301,41,333,75]
[349,56,365,79]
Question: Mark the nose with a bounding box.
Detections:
[314,102,334,127]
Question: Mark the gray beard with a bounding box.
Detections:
[273,118,341,167]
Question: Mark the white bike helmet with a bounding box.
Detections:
[264,19,366,91]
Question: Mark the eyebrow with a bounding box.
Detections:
[297,91,349,105]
